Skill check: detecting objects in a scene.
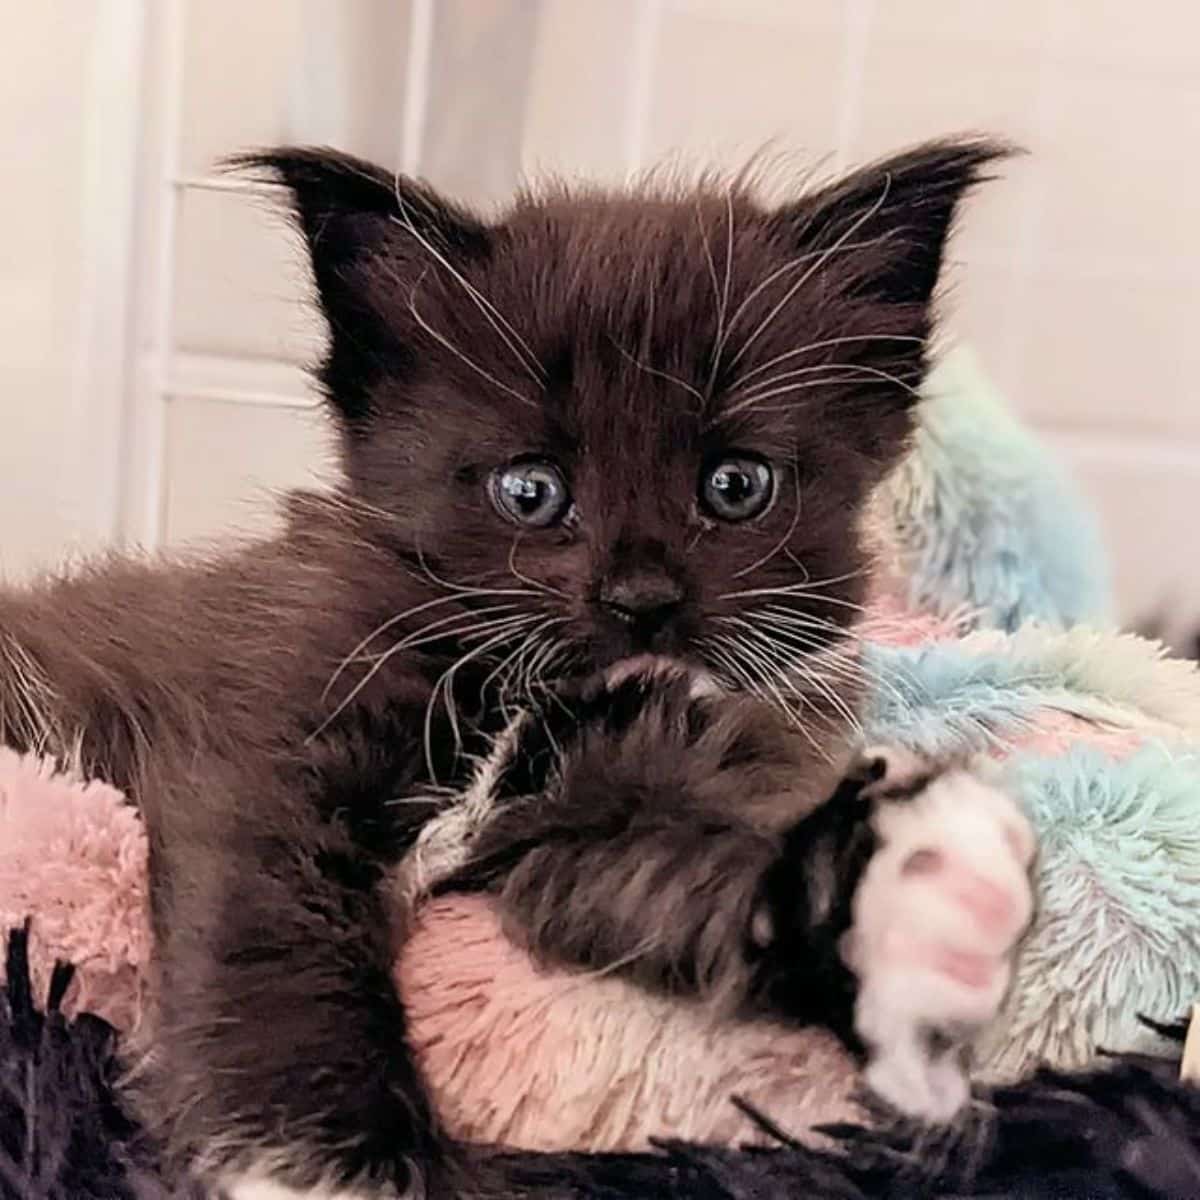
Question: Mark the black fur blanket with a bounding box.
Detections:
[3,927,1199,1199]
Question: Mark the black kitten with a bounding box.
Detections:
[0,137,1010,1195]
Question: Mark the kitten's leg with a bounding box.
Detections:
[839,750,1036,1122]
[143,760,442,1199]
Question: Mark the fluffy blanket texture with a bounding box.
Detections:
[3,347,1200,1197]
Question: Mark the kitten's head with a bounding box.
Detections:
[242,139,1007,708]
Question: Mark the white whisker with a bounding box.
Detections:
[507,538,568,600]
[726,175,894,374]
[482,616,566,713]
[391,183,545,385]
[424,619,541,781]
[740,361,922,404]
[751,613,856,649]
[612,340,706,407]
[731,462,802,579]
[722,363,922,422]
[718,190,735,381]
[322,588,542,702]
[720,567,867,602]
[350,603,527,667]
[725,627,863,738]
[763,589,868,613]
[749,613,909,711]
[720,376,855,418]
[733,334,924,389]
[522,629,567,696]
[408,287,536,409]
[697,636,757,698]
[313,612,539,745]
[697,188,737,397]
[715,244,873,370]
[711,632,831,760]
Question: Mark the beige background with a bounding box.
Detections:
[2,1,1198,630]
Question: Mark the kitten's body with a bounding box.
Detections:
[1,494,457,812]
[0,138,1029,1196]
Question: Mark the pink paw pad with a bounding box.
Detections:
[947,868,1020,941]
[931,945,998,990]
[848,758,1036,1124]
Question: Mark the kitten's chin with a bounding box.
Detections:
[604,654,723,699]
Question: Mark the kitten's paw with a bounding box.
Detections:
[843,755,1035,1123]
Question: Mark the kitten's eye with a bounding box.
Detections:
[700,454,774,522]
[490,459,572,528]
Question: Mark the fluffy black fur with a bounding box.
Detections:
[4,926,1197,1199]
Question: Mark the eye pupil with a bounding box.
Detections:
[713,469,749,501]
[491,460,572,527]
[504,476,542,507]
[701,454,774,521]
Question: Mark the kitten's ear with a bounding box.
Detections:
[766,137,1014,463]
[227,146,490,423]
[776,136,1015,308]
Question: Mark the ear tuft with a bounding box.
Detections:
[227,147,400,229]
[778,135,1019,307]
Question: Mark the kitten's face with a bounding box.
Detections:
[247,141,1003,700]
[359,200,882,681]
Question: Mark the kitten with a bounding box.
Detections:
[0,137,1028,1196]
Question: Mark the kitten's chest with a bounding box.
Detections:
[305,679,501,858]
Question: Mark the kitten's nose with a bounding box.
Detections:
[599,573,684,632]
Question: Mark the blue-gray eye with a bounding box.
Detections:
[490,460,572,527]
[700,454,774,521]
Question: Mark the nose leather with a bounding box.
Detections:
[599,572,684,630]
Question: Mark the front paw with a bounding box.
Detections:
[844,749,1036,1122]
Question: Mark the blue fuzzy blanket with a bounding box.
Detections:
[862,348,1200,1077]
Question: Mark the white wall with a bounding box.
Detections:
[2,0,1198,629]
[0,3,142,579]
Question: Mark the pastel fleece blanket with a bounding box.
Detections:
[2,348,1199,1160]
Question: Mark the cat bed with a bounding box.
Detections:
[3,348,1200,1196]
